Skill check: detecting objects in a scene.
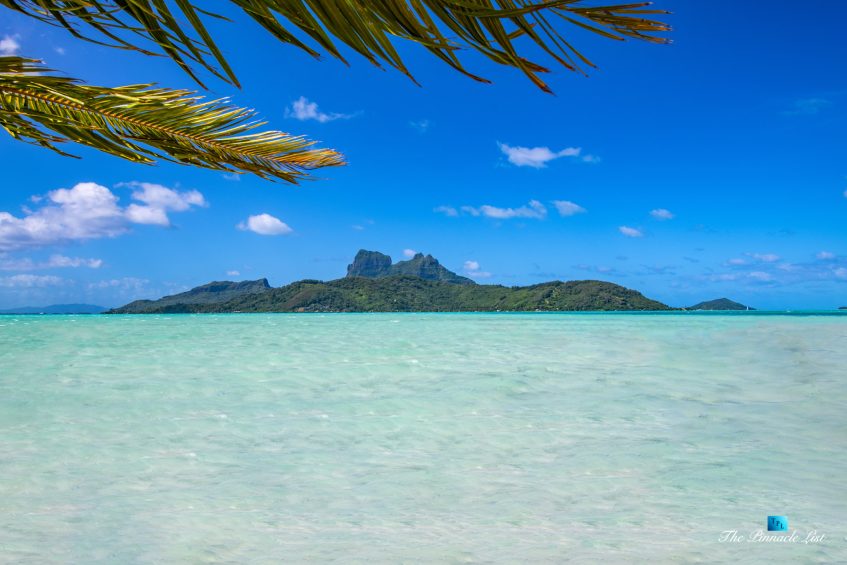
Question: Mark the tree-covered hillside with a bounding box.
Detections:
[109,276,670,313]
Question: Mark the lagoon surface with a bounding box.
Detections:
[1,313,845,563]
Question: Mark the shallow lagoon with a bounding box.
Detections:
[1,313,845,562]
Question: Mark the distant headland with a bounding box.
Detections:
[0,304,106,315]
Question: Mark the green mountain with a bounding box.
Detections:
[216,278,670,313]
[108,250,671,313]
[113,279,270,313]
[687,298,753,311]
[346,249,474,284]
[345,250,393,278]
[0,304,106,314]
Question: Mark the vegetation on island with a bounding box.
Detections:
[108,277,671,314]
[108,249,671,313]
[115,279,271,313]
[687,298,753,311]
[1,2,669,182]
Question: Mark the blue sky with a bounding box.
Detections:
[1,1,846,309]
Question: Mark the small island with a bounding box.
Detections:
[686,298,753,311]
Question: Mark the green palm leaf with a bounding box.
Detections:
[2,1,670,93]
[0,56,344,182]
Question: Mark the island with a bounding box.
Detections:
[686,298,753,311]
[108,250,672,313]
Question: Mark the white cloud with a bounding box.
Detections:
[498,143,585,168]
[47,255,102,268]
[120,182,206,227]
[237,213,293,236]
[817,251,835,260]
[1,182,125,250]
[750,253,780,263]
[0,182,205,251]
[125,205,170,226]
[88,277,148,291]
[410,119,430,133]
[464,200,547,220]
[619,226,643,238]
[748,271,773,282]
[463,260,491,279]
[727,258,747,266]
[286,96,351,123]
[134,181,205,209]
[581,154,602,164]
[0,257,34,271]
[55,47,65,55]
[434,205,458,217]
[0,254,102,271]
[0,274,65,288]
[0,36,20,56]
[403,249,418,258]
[226,270,240,277]
[650,208,675,220]
[706,260,847,286]
[553,200,586,217]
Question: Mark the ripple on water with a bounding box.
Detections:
[0,313,845,562]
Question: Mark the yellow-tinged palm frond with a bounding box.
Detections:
[0,57,345,182]
[2,0,670,93]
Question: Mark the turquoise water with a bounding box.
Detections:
[1,313,845,563]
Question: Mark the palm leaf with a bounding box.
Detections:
[2,0,670,93]
[0,56,344,182]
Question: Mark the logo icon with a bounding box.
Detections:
[768,516,788,531]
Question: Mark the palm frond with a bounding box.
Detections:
[0,56,345,182]
[2,0,670,93]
